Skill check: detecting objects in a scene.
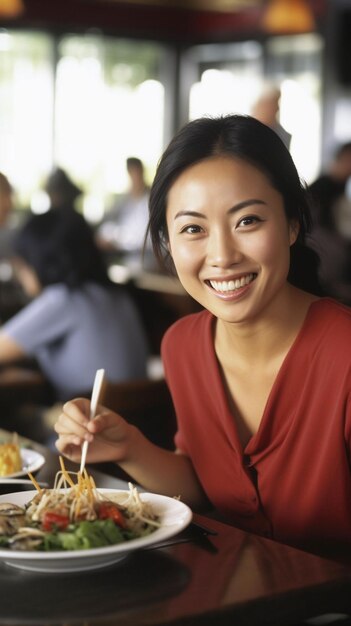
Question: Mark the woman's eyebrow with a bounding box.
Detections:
[174,210,206,220]
[174,198,266,220]
[227,199,266,214]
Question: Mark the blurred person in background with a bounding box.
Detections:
[251,84,291,150]
[0,209,150,402]
[308,142,351,230]
[308,142,351,305]
[0,172,27,322]
[97,157,155,270]
[0,172,15,275]
[45,167,83,213]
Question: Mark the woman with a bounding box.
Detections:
[0,209,149,400]
[55,115,351,557]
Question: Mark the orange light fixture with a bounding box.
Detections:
[262,0,315,34]
[0,0,25,18]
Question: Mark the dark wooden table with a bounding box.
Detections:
[1,430,351,626]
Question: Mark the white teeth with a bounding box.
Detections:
[209,273,254,293]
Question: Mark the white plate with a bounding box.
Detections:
[0,489,192,573]
[3,448,45,479]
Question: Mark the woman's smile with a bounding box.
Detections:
[205,272,257,297]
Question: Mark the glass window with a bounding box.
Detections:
[266,34,323,184]
[0,30,167,220]
[0,30,54,208]
[186,41,263,119]
[55,35,165,222]
[184,34,323,184]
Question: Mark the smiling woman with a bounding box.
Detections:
[55,115,351,561]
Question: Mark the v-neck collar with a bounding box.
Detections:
[206,298,324,460]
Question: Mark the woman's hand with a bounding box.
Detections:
[54,398,135,464]
[54,398,209,510]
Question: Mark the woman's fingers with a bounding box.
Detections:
[55,435,83,461]
[86,409,124,434]
[62,398,91,423]
[54,402,132,464]
[54,411,93,442]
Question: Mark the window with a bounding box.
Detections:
[55,35,165,221]
[0,30,54,207]
[0,30,167,220]
[184,34,323,184]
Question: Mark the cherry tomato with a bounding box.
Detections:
[42,511,70,532]
[98,502,127,528]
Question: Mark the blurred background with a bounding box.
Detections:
[0,0,348,220]
[0,0,351,444]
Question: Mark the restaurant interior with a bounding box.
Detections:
[1,1,351,625]
[0,0,350,424]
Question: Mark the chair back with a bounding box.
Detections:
[101,377,177,451]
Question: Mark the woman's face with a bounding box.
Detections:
[166,156,298,324]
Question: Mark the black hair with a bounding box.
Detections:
[45,167,82,204]
[126,157,144,172]
[13,209,111,288]
[148,114,322,294]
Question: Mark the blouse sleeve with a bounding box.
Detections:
[2,285,73,355]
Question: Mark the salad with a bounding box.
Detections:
[0,458,160,552]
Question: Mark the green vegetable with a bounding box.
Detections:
[41,519,137,552]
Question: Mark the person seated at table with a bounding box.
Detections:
[96,157,156,271]
[308,141,351,230]
[55,115,351,560]
[0,172,28,322]
[307,142,351,306]
[251,84,291,149]
[0,208,149,401]
[44,166,83,213]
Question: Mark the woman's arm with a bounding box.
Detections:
[54,398,209,510]
[0,332,27,362]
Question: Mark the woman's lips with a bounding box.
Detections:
[207,272,256,294]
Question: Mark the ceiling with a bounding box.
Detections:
[4,0,326,43]
[98,0,263,11]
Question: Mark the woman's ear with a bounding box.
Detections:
[289,220,300,246]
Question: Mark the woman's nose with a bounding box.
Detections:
[206,229,242,267]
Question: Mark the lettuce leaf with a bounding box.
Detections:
[41,519,137,551]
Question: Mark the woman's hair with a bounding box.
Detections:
[148,114,322,294]
[13,209,111,288]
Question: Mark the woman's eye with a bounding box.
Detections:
[180,224,202,234]
[237,215,262,228]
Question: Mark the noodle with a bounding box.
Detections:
[0,458,161,551]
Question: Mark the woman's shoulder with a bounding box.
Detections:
[310,297,351,323]
[306,298,351,344]
[38,283,73,307]
[161,309,211,350]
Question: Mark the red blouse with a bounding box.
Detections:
[161,298,351,555]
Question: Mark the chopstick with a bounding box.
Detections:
[80,368,105,474]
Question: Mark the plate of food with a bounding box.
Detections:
[0,441,45,479]
[0,461,192,573]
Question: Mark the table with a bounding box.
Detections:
[0,365,52,413]
[1,430,351,626]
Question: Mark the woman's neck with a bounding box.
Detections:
[214,287,318,369]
